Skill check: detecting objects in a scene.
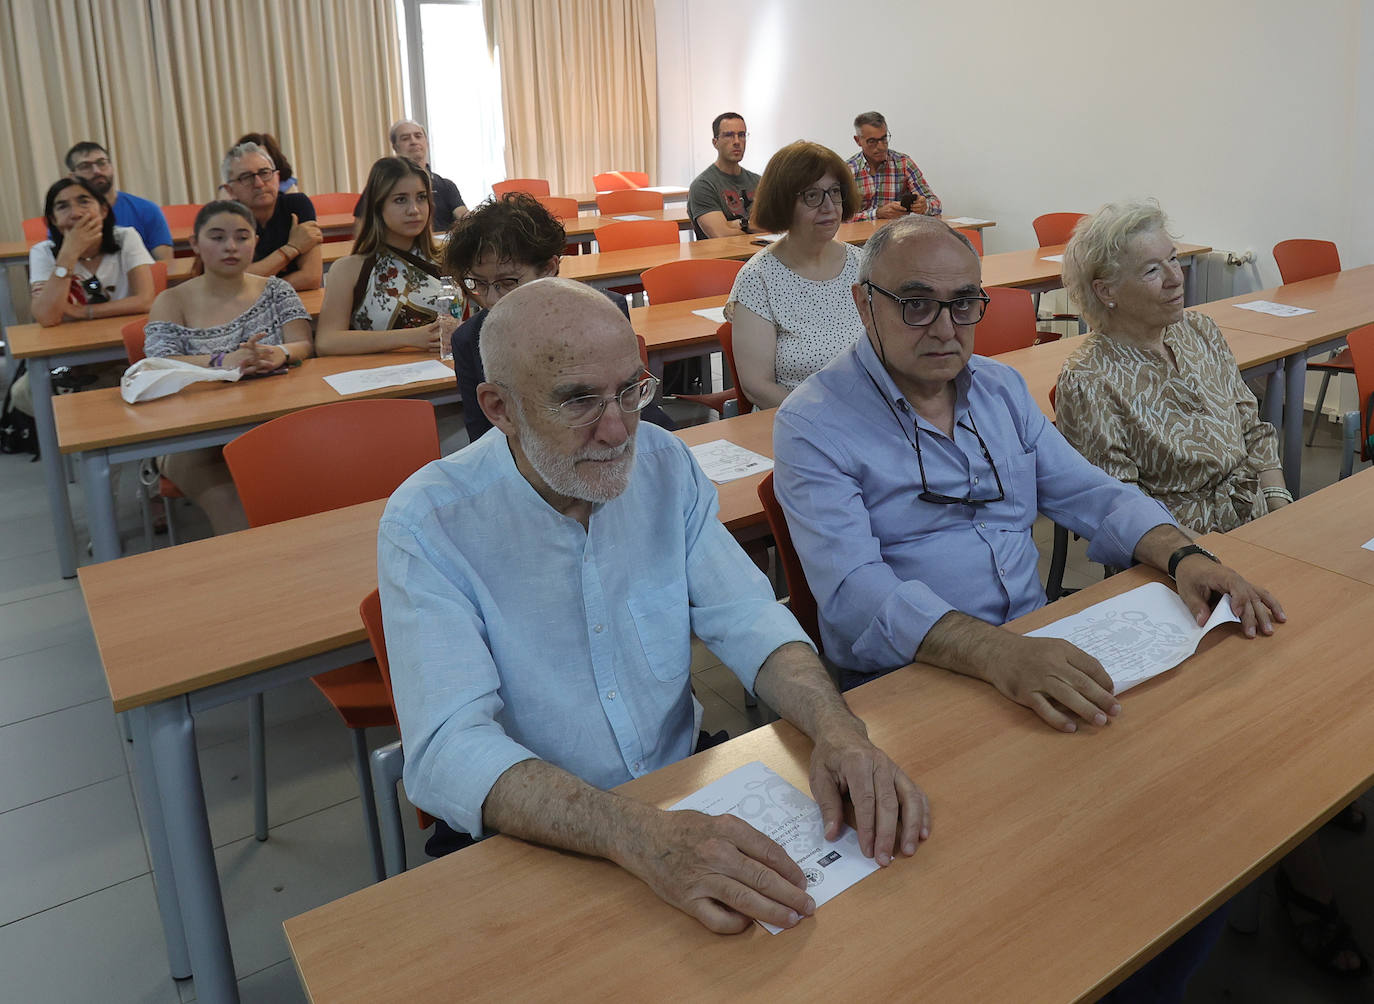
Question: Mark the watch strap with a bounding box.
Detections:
[1167,544,1218,579]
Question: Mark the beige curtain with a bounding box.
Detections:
[0,0,404,244]
[483,0,657,195]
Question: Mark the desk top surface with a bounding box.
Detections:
[282,534,1374,1002]
[1189,264,1374,346]
[1231,466,1374,585]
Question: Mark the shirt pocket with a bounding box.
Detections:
[626,581,692,683]
[996,449,1038,526]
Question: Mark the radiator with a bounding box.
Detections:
[1187,250,1262,304]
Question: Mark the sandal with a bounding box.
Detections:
[1275,867,1371,979]
[1326,802,1367,834]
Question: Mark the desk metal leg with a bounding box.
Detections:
[82,448,122,562]
[29,360,80,578]
[128,707,192,980]
[1283,351,1307,496]
[147,697,240,1004]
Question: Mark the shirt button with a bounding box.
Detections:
[973,476,979,484]
[999,568,1006,575]
[594,624,604,633]
[633,761,642,772]
[980,521,987,528]
[607,690,616,700]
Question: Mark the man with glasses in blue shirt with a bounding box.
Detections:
[379,278,931,934]
[65,141,174,262]
[774,216,1284,730]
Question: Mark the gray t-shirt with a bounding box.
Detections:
[687,163,761,235]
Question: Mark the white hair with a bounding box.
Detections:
[1063,200,1174,332]
[221,141,274,184]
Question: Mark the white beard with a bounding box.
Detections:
[514,404,637,504]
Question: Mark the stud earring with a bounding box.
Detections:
[1108,301,1116,308]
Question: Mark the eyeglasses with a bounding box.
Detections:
[913,414,1005,506]
[230,167,277,187]
[862,133,891,148]
[72,158,111,172]
[798,185,844,209]
[461,275,524,297]
[541,372,660,428]
[864,281,989,327]
[718,130,748,141]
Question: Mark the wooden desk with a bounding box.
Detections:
[563,186,689,211]
[562,206,692,239]
[14,287,327,579]
[55,351,456,564]
[166,245,355,284]
[981,241,1211,296]
[675,408,776,538]
[77,413,784,1002]
[282,535,1374,1002]
[1230,465,1374,585]
[1191,264,1374,492]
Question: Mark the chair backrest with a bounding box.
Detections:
[22,216,48,243]
[222,398,441,526]
[593,220,680,252]
[492,178,551,198]
[593,170,649,191]
[640,258,745,303]
[757,472,820,650]
[121,318,148,363]
[975,287,1040,356]
[309,192,360,216]
[955,227,983,256]
[1032,212,1087,247]
[535,196,580,220]
[359,588,437,830]
[717,321,753,415]
[636,333,649,367]
[1272,239,1341,285]
[596,190,665,214]
[161,203,203,230]
[1347,323,1374,460]
[149,260,168,294]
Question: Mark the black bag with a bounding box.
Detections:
[0,361,39,460]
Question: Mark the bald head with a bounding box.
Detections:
[858,215,977,284]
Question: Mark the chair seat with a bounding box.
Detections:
[1308,347,1354,372]
[312,661,395,729]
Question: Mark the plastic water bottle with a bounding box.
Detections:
[436,276,459,360]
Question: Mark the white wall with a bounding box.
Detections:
[656,0,1369,285]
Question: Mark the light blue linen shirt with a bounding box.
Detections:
[774,332,1175,676]
[378,422,811,837]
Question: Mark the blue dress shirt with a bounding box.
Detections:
[379,422,811,837]
[774,332,1175,676]
[112,191,172,253]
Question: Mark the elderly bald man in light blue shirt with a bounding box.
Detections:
[379,278,931,935]
[774,216,1284,732]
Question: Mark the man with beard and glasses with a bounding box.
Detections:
[378,278,932,935]
[65,141,174,262]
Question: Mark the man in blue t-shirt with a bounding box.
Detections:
[65,142,174,262]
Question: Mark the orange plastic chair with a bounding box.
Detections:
[359,587,436,875]
[22,216,48,243]
[955,227,983,256]
[1273,240,1349,444]
[593,219,680,253]
[640,258,744,303]
[1032,212,1087,247]
[222,399,441,880]
[493,178,551,198]
[160,203,203,230]
[309,191,360,216]
[976,287,1049,356]
[596,190,665,214]
[149,260,168,294]
[757,472,821,651]
[535,196,580,220]
[593,170,650,191]
[1340,323,1374,478]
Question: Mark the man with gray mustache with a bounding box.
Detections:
[379,278,931,934]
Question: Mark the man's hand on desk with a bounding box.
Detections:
[616,804,814,934]
[988,635,1121,734]
[1174,556,1286,638]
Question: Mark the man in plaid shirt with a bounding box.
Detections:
[845,111,942,221]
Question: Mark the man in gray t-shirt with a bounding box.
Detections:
[687,112,762,239]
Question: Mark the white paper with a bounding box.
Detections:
[323,360,454,396]
[613,214,653,221]
[671,761,881,934]
[1232,300,1314,317]
[640,185,683,194]
[1026,581,1241,693]
[1039,254,1065,263]
[1362,536,1374,553]
[944,216,993,226]
[689,439,773,483]
[691,306,728,324]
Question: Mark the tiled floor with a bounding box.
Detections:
[0,388,1369,1002]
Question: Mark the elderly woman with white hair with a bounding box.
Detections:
[1056,201,1289,534]
[1057,201,1368,981]
[221,140,324,291]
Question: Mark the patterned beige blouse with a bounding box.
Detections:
[1055,311,1281,533]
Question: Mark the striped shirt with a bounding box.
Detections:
[845,149,942,220]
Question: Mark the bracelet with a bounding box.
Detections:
[209,352,225,368]
[279,346,291,367]
[1262,485,1294,503]
[1166,544,1219,580]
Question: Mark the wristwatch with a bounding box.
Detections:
[1167,544,1219,580]
[53,265,70,279]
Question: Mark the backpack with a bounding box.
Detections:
[0,362,38,461]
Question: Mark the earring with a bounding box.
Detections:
[1108,302,1116,308]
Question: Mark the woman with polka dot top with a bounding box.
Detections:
[727,141,864,409]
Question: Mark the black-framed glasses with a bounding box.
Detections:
[913,413,1005,506]
[798,185,844,208]
[230,167,277,187]
[862,133,892,148]
[540,372,660,428]
[461,275,524,297]
[864,281,989,327]
[72,157,112,173]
